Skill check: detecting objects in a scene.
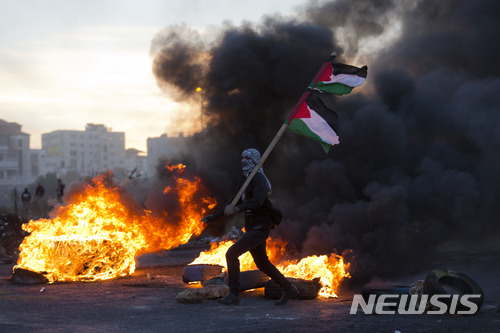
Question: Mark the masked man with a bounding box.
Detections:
[202,148,299,305]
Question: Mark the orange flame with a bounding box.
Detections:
[276,254,350,298]
[15,166,216,283]
[190,238,350,298]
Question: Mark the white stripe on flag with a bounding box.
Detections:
[302,108,339,145]
[323,73,366,87]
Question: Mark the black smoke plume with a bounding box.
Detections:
[150,0,500,284]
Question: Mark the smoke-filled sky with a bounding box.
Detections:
[0,0,305,151]
[149,0,500,282]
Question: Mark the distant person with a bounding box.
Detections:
[35,183,45,198]
[21,188,32,204]
[56,179,65,202]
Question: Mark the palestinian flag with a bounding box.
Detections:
[288,91,339,153]
[312,63,368,95]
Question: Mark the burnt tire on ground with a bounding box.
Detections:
[223,270,270,291]
[10,268,49,285]
[423,268,484,313]
[264,277,321,300]
[182,264,224,283]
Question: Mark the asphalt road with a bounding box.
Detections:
[1,246,499,333]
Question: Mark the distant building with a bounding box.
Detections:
[0,119,32,189]
[40,123,125,177]
[30,149,42,179]
[146,133,185,177]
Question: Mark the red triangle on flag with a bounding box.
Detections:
[319,64,333,82]
[294,101,311,119]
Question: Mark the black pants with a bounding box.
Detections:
[226,228,290,295]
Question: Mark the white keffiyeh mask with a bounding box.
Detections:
[241,148,272,196]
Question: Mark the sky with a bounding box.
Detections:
[0,0,307,152]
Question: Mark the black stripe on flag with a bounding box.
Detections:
[306,91,339,133]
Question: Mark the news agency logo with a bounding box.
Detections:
[350,294,482,315]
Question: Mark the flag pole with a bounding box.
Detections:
[287,51,337,122]
[230,122,288,206]
[230,51,337,206]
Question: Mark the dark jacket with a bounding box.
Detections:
[214,173,275,230]
[21,190,31,203]
[35,185,45,197]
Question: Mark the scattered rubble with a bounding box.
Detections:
[176,288,209,304]
[204,284,230,299]
[175,284,230,304]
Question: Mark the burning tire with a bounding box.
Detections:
[264,277,321,300]
[423,268,484,313]
[201,270,270,291]
[10,268,49,285]
[229,270,270,291]
[182,264,224,283]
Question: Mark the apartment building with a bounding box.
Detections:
[1,119,190,194]
[40,123,126,177]
[0,120,32,189]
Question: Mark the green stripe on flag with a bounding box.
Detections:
[313,82,353,95]
[288,119,332,153]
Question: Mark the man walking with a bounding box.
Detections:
[202,148,299,305]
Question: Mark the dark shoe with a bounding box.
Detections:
[275,284,299,305]
[218,293,240,305]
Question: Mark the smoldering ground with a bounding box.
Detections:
[149,0,500,284]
